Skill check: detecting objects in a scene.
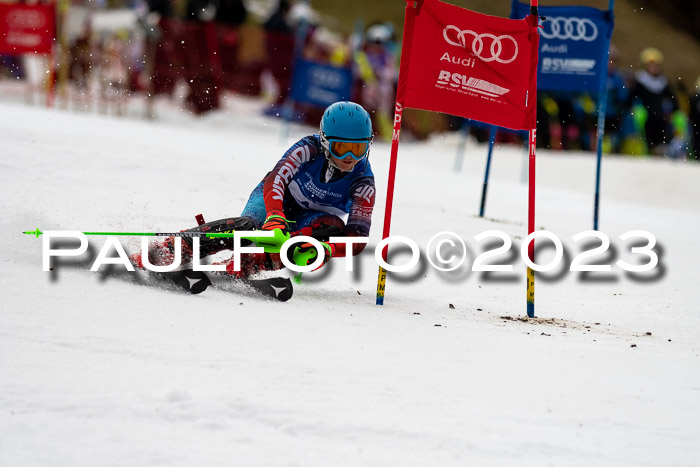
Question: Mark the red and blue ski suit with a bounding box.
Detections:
[241,134,375,257]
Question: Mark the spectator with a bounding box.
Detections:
[263,0,294,107]
[186,0,216,21]
[356,22,398,141]
[183,0,221,114]
[549,91,584,150]
[0,56,24,80]
[627,47,678,155]
[535,94,553,149]
[304,27,343,63]
[264,0,292,34]
[147,0,173,18]
[216,0,247,26]
[99,33,130,116]
[69,22,95,110]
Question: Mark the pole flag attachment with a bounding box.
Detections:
[375,0,539,309]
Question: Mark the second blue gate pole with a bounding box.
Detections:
[479,126,498,217]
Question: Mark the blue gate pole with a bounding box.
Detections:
[593,0,615,230]
[453,119,470,172]
[593,88,607,230]
[479,125,498,217]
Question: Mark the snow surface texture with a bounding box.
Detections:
[1,96,699,467]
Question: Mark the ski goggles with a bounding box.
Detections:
[328,139,371,161]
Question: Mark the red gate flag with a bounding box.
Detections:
[399,0,539,131]
[0,2,55,55]
[376,0,541,308]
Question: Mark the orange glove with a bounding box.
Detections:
[261,210,289,235]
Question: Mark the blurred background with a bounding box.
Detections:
[1,0,699,159]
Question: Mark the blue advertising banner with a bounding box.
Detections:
[290,59,353,108]
[511,1,614,92]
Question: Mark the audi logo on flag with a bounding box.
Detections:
[6,9,46,29]
[540,17,598,42]
[443,25,518,64]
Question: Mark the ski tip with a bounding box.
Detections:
[265,277,294,302]
[162,270,212,295]
[245,277,293,302]
[23,228,43,238]
[184,270,212,295]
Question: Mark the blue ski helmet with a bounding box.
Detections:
[320,101,373,169]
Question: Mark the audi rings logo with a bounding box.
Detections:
[540,17,598,42]
[443,25,518,64]
[7,10,47,29]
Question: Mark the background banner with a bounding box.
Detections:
[290,59,353,108]
[0,2,55,55]
[511,0,614,92]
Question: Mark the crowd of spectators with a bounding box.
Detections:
[534,45,696,159]
[0,0,698,159]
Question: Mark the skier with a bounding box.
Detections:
[136,101,376,280]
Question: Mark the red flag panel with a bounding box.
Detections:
[0,3,55,55]
[399,0,538,131]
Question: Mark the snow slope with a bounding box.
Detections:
[1,96,699,467]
